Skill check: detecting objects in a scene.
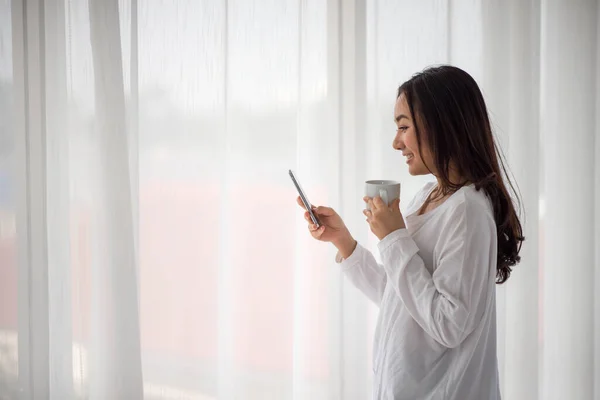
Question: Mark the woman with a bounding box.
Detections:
[297,65,523,399]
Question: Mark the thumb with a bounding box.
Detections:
[314,205,335,217]
[391,198,401,210]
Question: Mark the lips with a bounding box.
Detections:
[404,153,414,162]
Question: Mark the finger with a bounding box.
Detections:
[363,209,372,226]
[296,196,307,210]
[304,211,311,221]
[391,198,401,211]
[311,225,325,238]
[309,223,319,232]
[367,198,375,212]
[363,196,371,204]
[373,196,384,208]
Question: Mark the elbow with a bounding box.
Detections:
[434,312,471,348]
[439,332,466,349]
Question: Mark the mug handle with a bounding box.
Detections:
[379,189,388,206]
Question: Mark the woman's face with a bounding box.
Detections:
[393,93,435,176]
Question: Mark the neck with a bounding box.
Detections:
[434,165,467,192]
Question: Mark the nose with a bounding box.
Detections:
[393,131,404,151]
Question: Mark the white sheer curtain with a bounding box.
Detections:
[0,0,598,399]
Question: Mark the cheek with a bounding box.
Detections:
[421,147,435,166]
[407,133,431,165]
[405,131,419,152]
[418,149,437,174]
[409,142,431,171]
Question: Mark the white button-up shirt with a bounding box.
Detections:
[338,182,501,399]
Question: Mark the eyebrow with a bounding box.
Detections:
[395,114,410,123]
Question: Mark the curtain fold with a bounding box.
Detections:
[478,1,541,398]
[87,0,143,397]
[540,1,598,399]
[501,1,541,398]
[1,0,599,399]
[45,0,74,396]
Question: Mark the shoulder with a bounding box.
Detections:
[441,185,495,231]
[435,186,497,259]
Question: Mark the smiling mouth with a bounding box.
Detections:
[405,154,414,162]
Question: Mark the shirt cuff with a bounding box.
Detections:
[335,242,363,271]
[377,228,411,253]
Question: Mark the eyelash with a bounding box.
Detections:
[397,126,408,133]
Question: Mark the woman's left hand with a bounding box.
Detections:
[363,196,406,240]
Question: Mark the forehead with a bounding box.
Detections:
[394,93,410,118]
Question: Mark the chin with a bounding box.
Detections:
[408,165,428,176]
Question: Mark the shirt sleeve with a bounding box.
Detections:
[337,243,387,306]
[377,200,496,348]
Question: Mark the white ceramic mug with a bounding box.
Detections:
[365,180,401,210]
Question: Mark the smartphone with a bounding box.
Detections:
[289,169,321,228]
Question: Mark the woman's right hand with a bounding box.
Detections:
[296,197,356,256]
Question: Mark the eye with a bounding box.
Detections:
[397,126,408,133]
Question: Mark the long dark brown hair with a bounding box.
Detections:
[398,65,524,284]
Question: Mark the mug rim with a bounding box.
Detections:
[365,180,400,185]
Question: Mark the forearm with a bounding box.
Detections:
[336,236,387,306]
[333,231,357,259]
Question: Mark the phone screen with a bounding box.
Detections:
[289,169,321,227]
